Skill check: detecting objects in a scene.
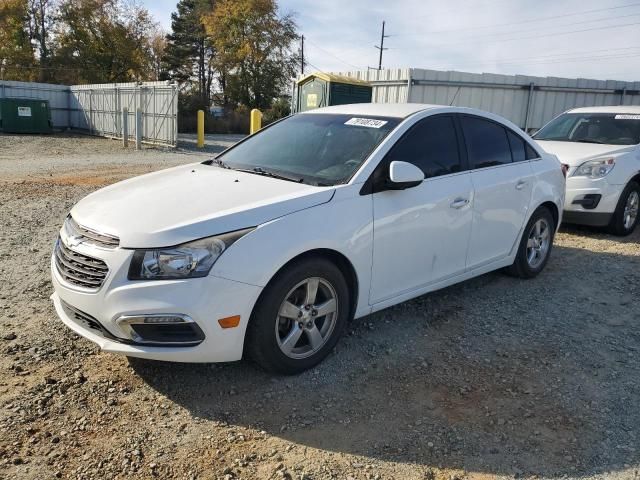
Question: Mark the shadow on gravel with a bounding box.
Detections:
[131,244,640,478]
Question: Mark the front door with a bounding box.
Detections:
[369,115,474,304]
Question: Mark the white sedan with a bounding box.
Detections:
[51,104,565,374]
[534,106,640,235]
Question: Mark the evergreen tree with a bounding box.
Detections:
[163,0,215,105]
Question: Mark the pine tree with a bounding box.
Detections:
[163,0,215,105]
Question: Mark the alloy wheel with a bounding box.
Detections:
[526,218,551,268]
[623,191,639,231]
[275,277,339,359]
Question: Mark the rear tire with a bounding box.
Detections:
[246,257,350,375]
[505,206,555,279]
[607,181,640,236]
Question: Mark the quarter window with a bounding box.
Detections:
[461,116,512,168]
[385,116,462,178]
[507,131,526,162]
[525,143,539,159]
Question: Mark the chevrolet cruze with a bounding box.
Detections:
[51,104,565,374]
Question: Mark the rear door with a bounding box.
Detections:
[459,115,535,268]
[369,114,474,304]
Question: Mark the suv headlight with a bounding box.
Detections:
[128,228,254,280]
[572,158,615,178]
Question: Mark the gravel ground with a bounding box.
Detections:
[0,133,639,480]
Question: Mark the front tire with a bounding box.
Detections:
[246,257,350,374]
[505,206,555,279]
[608,181,640,236]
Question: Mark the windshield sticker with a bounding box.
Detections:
[615,114,640,120]
[345,117,388,128]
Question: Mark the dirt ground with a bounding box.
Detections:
[0,133,639,480]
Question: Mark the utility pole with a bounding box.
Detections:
[374,21,390,71]
[300,35,305,75]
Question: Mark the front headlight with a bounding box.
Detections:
[128,228,254,280]
[572,158,615,178]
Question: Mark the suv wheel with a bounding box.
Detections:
[246,257,350,374]
[505,206,555,279]
[608,181,640,236]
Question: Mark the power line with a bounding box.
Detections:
[401,20,640,48]
[427,52,640,71]
[397,1,640,36]
[304,37,365,70]
[445,46,640,67]
[446,12,640,41]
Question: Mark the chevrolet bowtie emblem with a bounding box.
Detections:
[66,235,83,248]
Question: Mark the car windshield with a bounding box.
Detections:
[214,113,401,186]
[534,112,640,145]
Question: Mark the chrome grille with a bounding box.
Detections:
[54,238,109,290]
[63,215,119,248]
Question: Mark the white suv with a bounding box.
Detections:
[51,104,565,374]
[534,106,640,235]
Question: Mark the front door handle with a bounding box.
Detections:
[450,198,470,209]
[516,180,527,190]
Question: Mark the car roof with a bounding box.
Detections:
[302,103,443,118]
[567,105,640,114]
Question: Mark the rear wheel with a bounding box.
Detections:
[505,206,555,279]
[608,181,640,236]
[246,257,350,374]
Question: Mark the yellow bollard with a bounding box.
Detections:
[250,109,262,134]
[197,110,205,148]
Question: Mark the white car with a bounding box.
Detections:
[51,104,565,374]
[534,106,640,235]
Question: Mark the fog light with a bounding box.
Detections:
[116,314,205,346]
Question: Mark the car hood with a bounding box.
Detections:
[70,163,334,248]
[535,140,636,166]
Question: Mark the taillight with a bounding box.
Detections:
[561,164,569,178]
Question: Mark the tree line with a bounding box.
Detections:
[0,0,301,119]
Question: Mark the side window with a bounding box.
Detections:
[461,116,512,168]
[385,116,461,178]
[507,130,526,162]
[525,143,539,159]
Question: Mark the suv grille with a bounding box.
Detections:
[54,238,109,290]
[63,215,119,248]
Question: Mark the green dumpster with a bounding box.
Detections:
[295,72,372,113]
[0,98,53,134]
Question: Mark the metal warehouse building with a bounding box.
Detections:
[329,68,640,132]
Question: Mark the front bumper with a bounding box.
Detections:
[562,174,622,226]
[51,250,263,363]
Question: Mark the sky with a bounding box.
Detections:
[143,0,640,82]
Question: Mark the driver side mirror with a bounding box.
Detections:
[387,161,424,190]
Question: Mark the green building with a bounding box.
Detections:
[295,73,372,113]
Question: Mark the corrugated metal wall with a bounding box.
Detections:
[0,81,70,128]
[334,68,640,131]
[0,80,178,145]
[71,82,178,146]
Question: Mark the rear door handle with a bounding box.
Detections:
[516,180,527,190]
[450,198,470,209]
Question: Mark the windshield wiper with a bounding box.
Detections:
[213,158,231,169]
[232,166,305,184]
[575,139,605,144]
